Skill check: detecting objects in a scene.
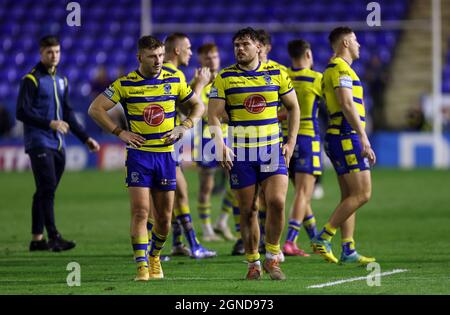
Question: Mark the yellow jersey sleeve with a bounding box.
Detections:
[279,70,294,96]
[103,78,124,104]
[330,64,353,90]
[179,81,194,103]
[313,72,323,97]
[210,74,226,99]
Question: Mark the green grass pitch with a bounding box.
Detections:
[1,168,450,294]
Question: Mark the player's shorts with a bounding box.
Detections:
[196,136,229,169]
[288,135,322,178]
[324,133,370,176]
[229,144,288,189]
[125,148,177,190]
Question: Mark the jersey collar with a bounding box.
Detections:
[236,61,261,75]
[136,69,161,81]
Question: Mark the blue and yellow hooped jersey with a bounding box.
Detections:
[209,61,294,149]
[265,59,288,73]
[104,69,193,152]
[162,62,187,126]
[322,57,365,135]
[197,81,228,139]
[286,67,323,138]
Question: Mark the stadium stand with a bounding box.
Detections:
[0,0,414,135]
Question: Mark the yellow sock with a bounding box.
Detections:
[148,230,167,257]
[318,223,337,242]
[198,203,212,225]
[342,238,356,255]
[245,252,260,263]
[265,242,281,256]
[174,204,191,216]
[132,235,148,268]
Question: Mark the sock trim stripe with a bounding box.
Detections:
[288,220,302,227]
[132,244,148,251]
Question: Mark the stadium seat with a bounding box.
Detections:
[0,0,413,136]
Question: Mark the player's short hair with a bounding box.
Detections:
[164,32,189,53]
[197,43,218,55]
[256,29,272,46]
[138,35,164,51]
[232,27,259,43]
[39,35,60,48]
[329,26,354,47]
[287,39,311,59]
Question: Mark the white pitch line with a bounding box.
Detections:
[307,269,409,289]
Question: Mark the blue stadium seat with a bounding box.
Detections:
[0,0,414,137]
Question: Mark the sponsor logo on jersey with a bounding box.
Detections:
[243,94,266,114]
[143,104,165,126]
[129,89,145,95]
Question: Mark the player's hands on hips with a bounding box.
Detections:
[162,125,188,144]
[85,137,100,152]
[194,67,211,87]
[50,120,69,134]
[118,130,146,149]
[360,134,376,166]
[282,141,295,168]
[220,143,235,171]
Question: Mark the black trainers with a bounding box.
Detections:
[48,234,76,252]
[231,239,245,256]
[29,239,49,251]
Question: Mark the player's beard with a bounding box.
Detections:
[237,54,256,67]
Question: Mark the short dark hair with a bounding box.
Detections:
[138,35,164,51]
[232,27,259,43]
[329,26,354,47]
[288,39,311,59]
[197,43,218,55]
[40,35,60,49]
[164,32,189,52]
[256,29,271,46]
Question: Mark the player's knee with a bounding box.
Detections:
[132,207,148,223]
[266,196,285,213]
[354,190,371,206]
[359,190,372,205]
[241,206,258,221]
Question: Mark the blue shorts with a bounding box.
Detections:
[229,144,288,189]
[289,135,322,177]
[324,134,370,176]
[125,149,177,190]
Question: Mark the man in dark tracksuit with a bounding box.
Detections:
[16,35,100,252]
